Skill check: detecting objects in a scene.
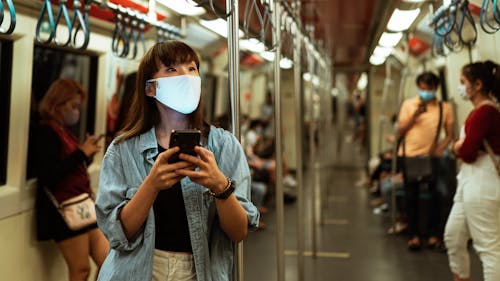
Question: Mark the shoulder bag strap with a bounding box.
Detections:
[483,140,500,176]
[44,187,61,210]
[429,101,443,155]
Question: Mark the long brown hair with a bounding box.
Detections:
[38,79,87,122]
[117,41,208,142]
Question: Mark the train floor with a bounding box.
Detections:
[243,148,483,281]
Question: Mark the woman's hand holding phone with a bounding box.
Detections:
[79,133,103,158]
[175,146,228,194]
[146,147,195,192]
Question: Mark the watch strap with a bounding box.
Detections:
[209,177,235,199]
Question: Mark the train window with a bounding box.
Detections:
[26,45,98,179]
[0,40,13,186]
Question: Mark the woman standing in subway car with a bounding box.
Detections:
[35,79,109,281]
[444,61,500,281]
[95,41,259,281]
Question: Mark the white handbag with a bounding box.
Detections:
[45,188,97,231]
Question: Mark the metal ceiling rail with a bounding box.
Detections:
[280,0,329,69]
[35,0,182,51]
[110,9,148,59]
[36,0,91,49]
[431,0,477,59]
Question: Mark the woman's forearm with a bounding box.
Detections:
[119,179,158,240]
[216,196,248,242]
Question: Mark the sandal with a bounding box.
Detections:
[408,236,421,251]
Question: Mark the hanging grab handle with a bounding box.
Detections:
[71,0,90,50]
[54,0,73,47]
[36,0,56,44]
[0,0,16,34]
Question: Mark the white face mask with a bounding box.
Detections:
[457,84,469,100]
[146,75,201,114]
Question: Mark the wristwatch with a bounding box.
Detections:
[209,178,235,199]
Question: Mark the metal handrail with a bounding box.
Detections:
[34,0,182,52]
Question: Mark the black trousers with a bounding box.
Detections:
[403,177,441,238]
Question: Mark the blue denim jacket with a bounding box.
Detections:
[95,126,259,281]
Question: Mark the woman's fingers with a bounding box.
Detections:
[156,147,180,165]
[194,146,214,162]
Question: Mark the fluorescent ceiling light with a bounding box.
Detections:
[240,38,265,53]
[303,72,312,81]
[369,55,386,66]
[311,76,320,86]
[199,19,244,38]
[157,0,206,16]
[183,23,219,50]
[303,72,319,86]
[280,57,293,69]
[357,72,368,90]
[331,88,339,97]
[259,51,275,61]
[373,46,393,58]
[378,32,403,47]
[387,8,421,32]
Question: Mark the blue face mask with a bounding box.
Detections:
[418,90,436,101]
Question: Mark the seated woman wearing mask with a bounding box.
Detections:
[95,41,259,281]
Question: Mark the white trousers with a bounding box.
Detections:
[444,155,500,280]
[152,249,196,281]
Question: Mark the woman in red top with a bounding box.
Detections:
[35,79,109,281]
[444,61,500,281]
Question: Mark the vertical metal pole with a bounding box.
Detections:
[318,65,325,226]
[293,30,305,281]
[147,0,156,20]
[391,34,410,230]
[273,2,285,281]
[226,0,243,280]
[308,53,318,258]
[378,62,392,154]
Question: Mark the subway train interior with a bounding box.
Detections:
[1,0,500,280]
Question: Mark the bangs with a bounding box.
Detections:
[154,41,200,70]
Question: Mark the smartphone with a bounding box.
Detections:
[418,102,427,112]
[168,129,201,163]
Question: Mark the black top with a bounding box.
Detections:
[153,146,192,252]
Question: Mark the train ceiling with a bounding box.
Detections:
[202,0,394,71]
[299,0,387,70]
[18,0,435,71]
